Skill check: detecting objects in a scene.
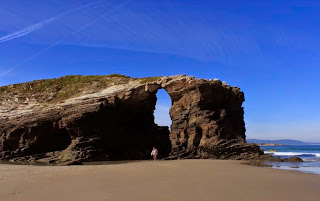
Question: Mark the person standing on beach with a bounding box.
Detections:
[151,147,158,161]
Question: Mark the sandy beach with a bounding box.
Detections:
[0,160,319,201]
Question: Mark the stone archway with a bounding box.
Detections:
[0,75,262,164]
[62,84,173,161]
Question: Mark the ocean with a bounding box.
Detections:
[261,145,320,175]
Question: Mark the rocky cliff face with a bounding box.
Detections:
[0,75,262,164]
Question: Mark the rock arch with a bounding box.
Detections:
[0,75,262,164]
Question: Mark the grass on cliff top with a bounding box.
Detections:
[0,74,130,92]
[105,74,131,79]
[0,74,163,103]
[139,76,162,84]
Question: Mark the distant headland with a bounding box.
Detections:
[247,139,320,146]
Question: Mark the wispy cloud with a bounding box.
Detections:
[0,0,106,43]
[0,17,57,43]
[0,0,131,78]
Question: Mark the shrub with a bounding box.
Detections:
[139,76,162,84]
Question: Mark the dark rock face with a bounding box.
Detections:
[0,75,262,164]
[163,77,261,159]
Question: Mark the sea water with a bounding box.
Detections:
[261,145,320,175]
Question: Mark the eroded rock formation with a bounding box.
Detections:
[0,75,262,164]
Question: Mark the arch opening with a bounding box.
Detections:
[154,88,172,130]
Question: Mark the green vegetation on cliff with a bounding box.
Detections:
[0,74,163,103]
[139,76,162,84]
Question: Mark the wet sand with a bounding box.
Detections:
[0,159,319,201]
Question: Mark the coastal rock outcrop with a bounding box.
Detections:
[281,156,304,162]
[0,75,262,164]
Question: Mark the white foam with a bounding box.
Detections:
[273,166,320,175]
[303,158,320,162]
[264,151,320,157]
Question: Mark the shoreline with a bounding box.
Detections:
[2,158,320,175]
[1,159,320,201]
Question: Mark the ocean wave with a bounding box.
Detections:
[303,158,320,162]
[264,151,320,157]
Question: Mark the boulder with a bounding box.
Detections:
[282,157,304,162]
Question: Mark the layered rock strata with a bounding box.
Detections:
[0,75,262,164]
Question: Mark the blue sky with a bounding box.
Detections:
[0,0,319,142]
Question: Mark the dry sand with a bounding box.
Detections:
[0,160,319,201]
